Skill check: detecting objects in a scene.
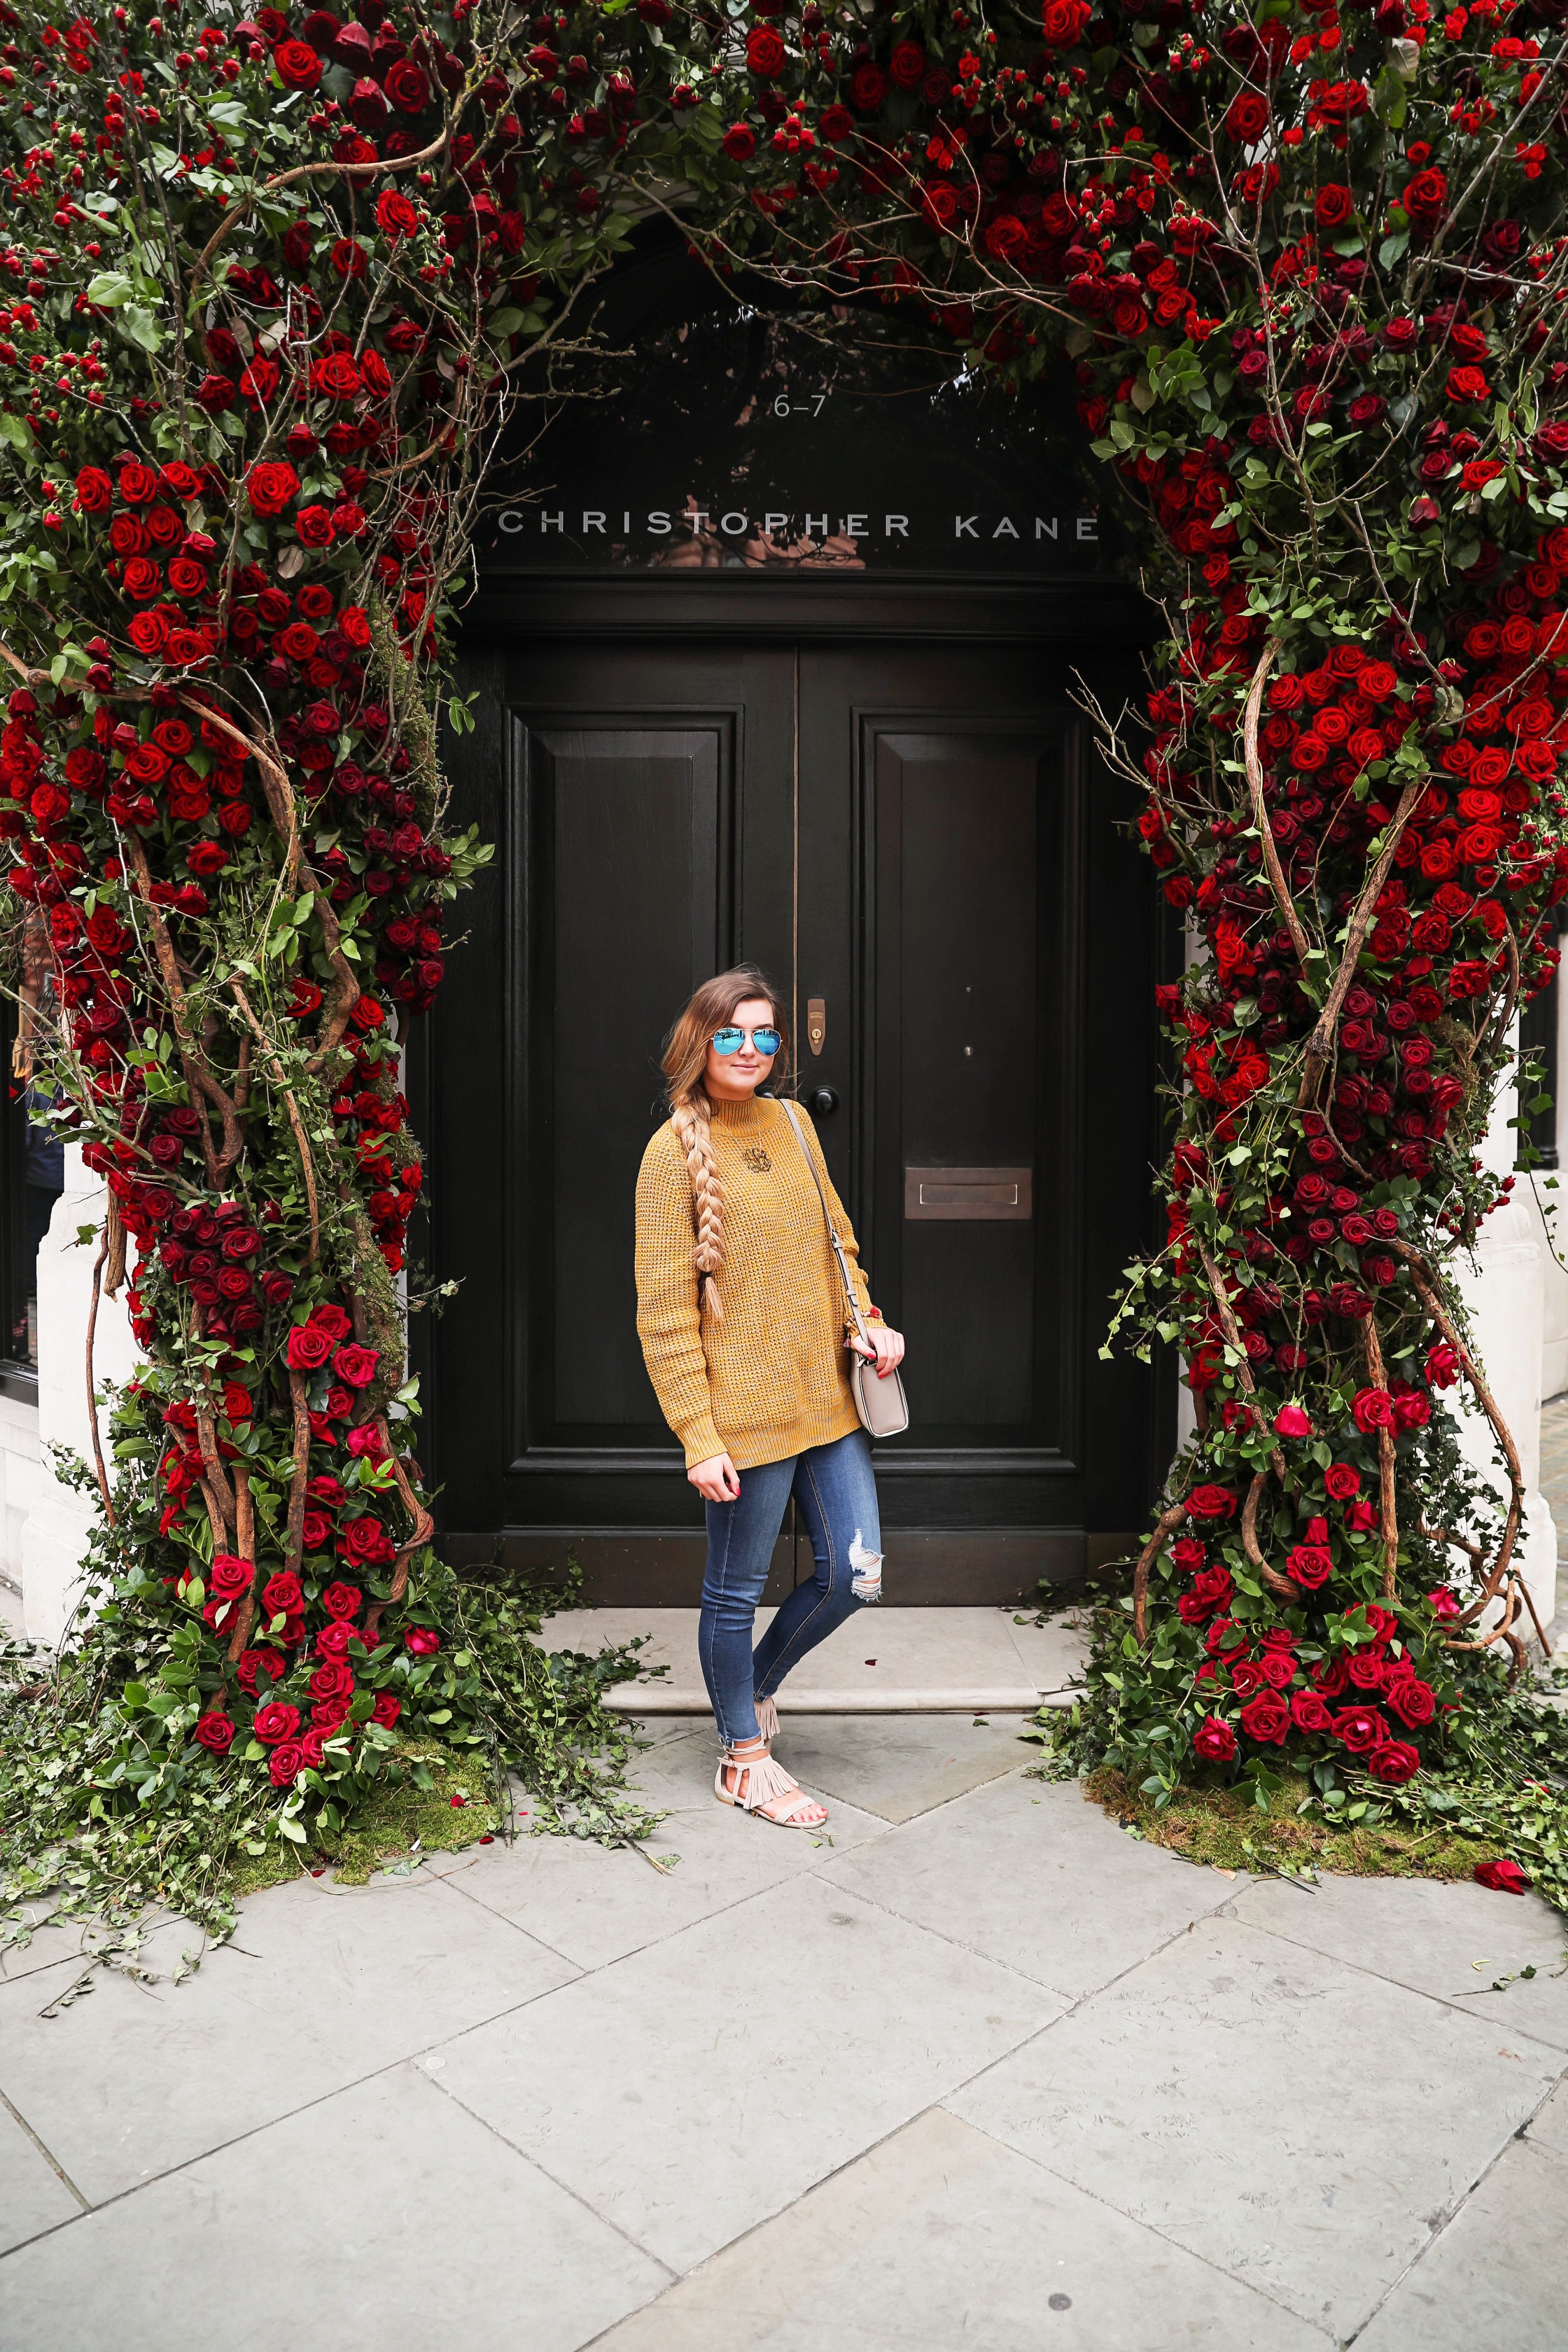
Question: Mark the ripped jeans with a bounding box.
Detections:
[698,1429,882,1748]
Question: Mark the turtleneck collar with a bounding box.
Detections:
[710,1093,771,1128]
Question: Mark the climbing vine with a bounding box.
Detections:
[2,0,1567,1951]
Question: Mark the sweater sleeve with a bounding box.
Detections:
[798,1110,877,1326]
[634,1124,727,1468]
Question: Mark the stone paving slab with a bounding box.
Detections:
[818,1772,1250,2001]
[949,1912,1565,2340]
[444,1784,886,1973]
[757,1712,1037,1824]
[586,2106,1331,2352]
[1528,2074,1568,2156]
[0,2099,80,2258]
[0,2062,671,2352]
[1352,2136,1568,2352]
[426,1871,1060,2274]
[0,1871,574,2203]
[1233,1872,1568,2048]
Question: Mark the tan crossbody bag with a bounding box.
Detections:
[782,1100,910,1439]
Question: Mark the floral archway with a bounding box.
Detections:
[3,0,1567,1947]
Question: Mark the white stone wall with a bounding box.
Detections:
[17,1145,139,1644]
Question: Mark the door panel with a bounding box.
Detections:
[429,630,1164,1602]
[531,720,728,1438]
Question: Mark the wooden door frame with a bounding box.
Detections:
[411,570,1180,1604]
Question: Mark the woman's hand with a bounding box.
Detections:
[689,1452,741,1503]
[850,1323,906,1380]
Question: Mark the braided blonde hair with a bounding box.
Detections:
[662,965,791,1326]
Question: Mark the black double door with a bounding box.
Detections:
[425,629,1168,1602]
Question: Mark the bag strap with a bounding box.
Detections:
[781,1100,873,1352]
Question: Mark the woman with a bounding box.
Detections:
[635,966,906,1829]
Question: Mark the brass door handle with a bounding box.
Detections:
[806,996,826,1056]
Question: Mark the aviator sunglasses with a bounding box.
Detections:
[711,1023,782,1057]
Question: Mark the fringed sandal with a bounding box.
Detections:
[714,1736,827,1830]
[755,1695,779,1742]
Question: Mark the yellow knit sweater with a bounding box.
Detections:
[634,1095,877,1470]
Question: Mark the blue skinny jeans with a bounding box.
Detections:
[699,1429,882,1746]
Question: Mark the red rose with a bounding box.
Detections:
[1289,1690,1334,1735]
[286,1322,336,1371]
[1315,183,1354,229]
[309,1659,356,1702]
[312,1305,355,1344]
[849,61,887,111]
[295,505,337,549]
[1238,1690,1291,1745]
[274,38,321,89]
[122,555,162,602]
[888,39,926,86]
[1186,1484,1238,1522]
[75,466,113,514]
[1324,1463,1361,1499]
[332,1343,380,1389]
[309,352,360,401]
[330,238,368,279]
[372,1692,402,1728]
[209,1552,253,1599]
[316,1620,357,1662]
[118,461,159,505]
[1402,167,1448,225]
[1475,1858,1531,1894]
[342,1515,396,1565]
[193,1712,235,1754]
[1287,1544,1334,1590]
[377,189,420,239]
[1350,1387,1394,1432]
[269,1738,306,1788]
[721,121,756,160]
[1387,1676,1436,1729]
[1366,1740,1420,1785]
[322,1580,363,1620]
[405,1626,442,1656]
[818,104,853,144]
[331,502,368,538]
[1426,1586,1462,1621]
[301,1510,332,1552]
[312,1697,353,1733]
[1274,1405,1312,1438]
[1333,1706,1390,1754]
[260,1571,304,1616]
[1192,1714,1236,1763]
[1224,90,1270,143]
[253,1700,302,1745]
[746,24,785,76]
[384,57,430,111]
[246,461,300,517]
[276,622,320,664]
[1040,0,1090,43]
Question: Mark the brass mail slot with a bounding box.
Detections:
[904,1166,1033,1222]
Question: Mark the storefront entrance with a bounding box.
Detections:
[418,263,1171,1601]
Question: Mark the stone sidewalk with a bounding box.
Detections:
[1,1711,1566,2351]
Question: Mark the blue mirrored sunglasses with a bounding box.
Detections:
[712,1024,782,1057]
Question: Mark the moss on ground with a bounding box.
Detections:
[1082,1766,1503,1884]
[226,1741,507,1901]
